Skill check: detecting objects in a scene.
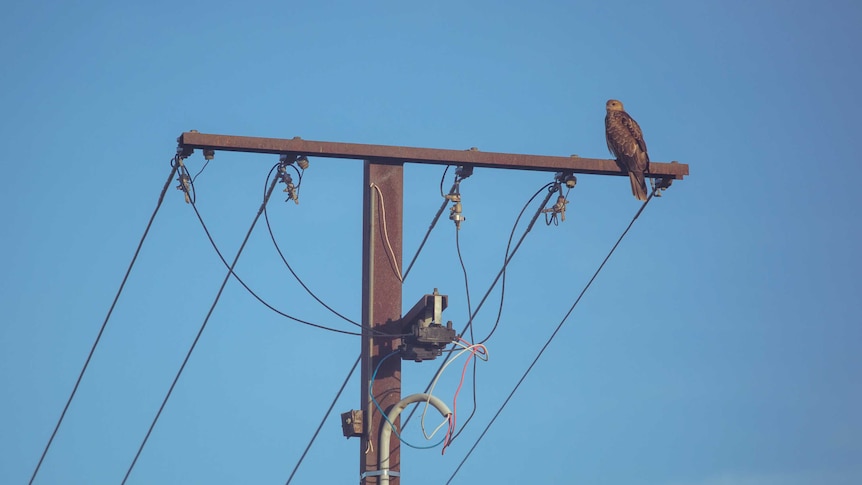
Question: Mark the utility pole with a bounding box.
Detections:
[176,132,688,485]
[361,160,404,484]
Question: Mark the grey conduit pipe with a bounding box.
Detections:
[379,393,452,485]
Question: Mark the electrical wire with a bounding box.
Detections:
[27,158,179,485]
[401,181,555,433]
[370,350,449,450]
[439,165,451,198]
[445,190,658,484]
[188,198,363,336]
[443,341,487,455]
[184,164,408,338]
[477,182,548,346]
[263,203,360,327]
[453,226,479,441]
[402,181,457,282]
[420,341,488,442]
[455,229,474,342]
[191,159,210,184]
[466,182,556,344]
[369,183,403,282]
[285,354,360,485]
[119,164,281,484]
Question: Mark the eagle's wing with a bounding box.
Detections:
[620,111,649,163]
[606,112,641,161]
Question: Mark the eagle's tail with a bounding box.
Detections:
[630,171,648,201]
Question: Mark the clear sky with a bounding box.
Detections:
[2,1,861,484]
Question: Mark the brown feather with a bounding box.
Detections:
[605,102,650,200]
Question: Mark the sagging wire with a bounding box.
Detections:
[478,175,572,346]
[120,158,283,485]
[448,179,566,443]
[370,350,449,450]
[370,183,403,282]
[420,340,488,441]
[445,188,660,484]
[401,179,558,437]
[465,180,559,344]
[449,164,479,442]
[263,158,361,327]
[187,161,408,337]
[27,157,180,485]
[423,339,488,455]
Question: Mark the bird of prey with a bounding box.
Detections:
[605,99,650,200]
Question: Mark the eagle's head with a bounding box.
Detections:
[606,99,624,112]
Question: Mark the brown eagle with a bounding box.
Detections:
[605,99,649,200]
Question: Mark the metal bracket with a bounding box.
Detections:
[399,289,456,362]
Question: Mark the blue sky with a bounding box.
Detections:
[2,1,861,484]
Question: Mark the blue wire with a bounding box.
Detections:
[371,350,447,450]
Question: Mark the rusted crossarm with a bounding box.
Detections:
[177,132,688,180]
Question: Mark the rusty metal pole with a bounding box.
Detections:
[361,160,403,485]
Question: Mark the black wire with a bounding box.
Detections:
[191,159,210,184]
[27,159,179,485]
[120,168,281,485]
[446,190,657,484]
[455,230,474,342]
[476,183,541,346]
[186,164,406,337]
[285,354,360,485]
[453,227,479,442]
[439,165,451,198]
[449,181,554,442]
[184,166,368,336]
[462,182,556,344]
[264,205,360,326]
[401,180,457,283]
[187,199,364,336]
[402,181,555,432]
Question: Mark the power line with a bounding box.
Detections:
[477,182,540,346]
[188,198,363,336]
[402,181,556,432]
[264,204,360,326]
[456,182,555,343]
[403,192,449,281]
[445,191,657,484]
[448,180,555,442]
[452,227,479,440]
[285,354,360,485]
[186,164,406,338]
[28,159,179,485]
[402,167,458,281]
[120,164,280,485]
[187,165,412,336]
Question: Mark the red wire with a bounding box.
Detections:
[443,342,487,454]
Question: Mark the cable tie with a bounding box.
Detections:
[360,470,400,479]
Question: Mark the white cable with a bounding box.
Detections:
[369,183,403,282]
[420,342,489,439]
